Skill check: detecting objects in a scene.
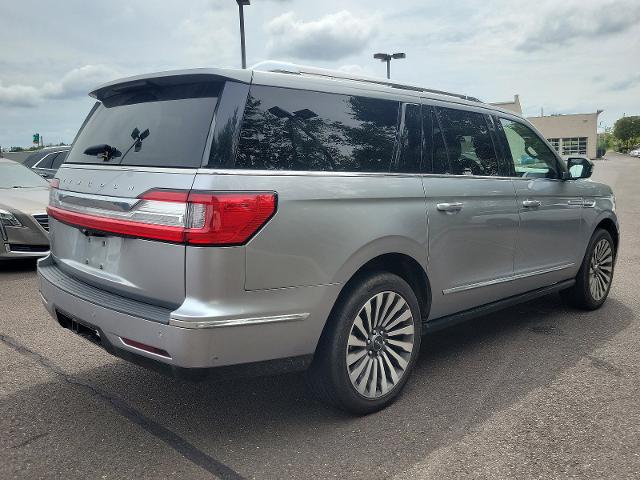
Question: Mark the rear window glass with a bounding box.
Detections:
[436,107,500,176]
[235,85,399,172]
[67,81,220,168]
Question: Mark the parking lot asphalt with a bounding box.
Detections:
[1,152,639,480]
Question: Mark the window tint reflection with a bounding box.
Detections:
[236,86,399,172]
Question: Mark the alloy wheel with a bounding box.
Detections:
[589,238,613,301]
[345,291,415,399]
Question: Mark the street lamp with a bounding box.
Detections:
[236,0,250,69]
[373,52,406,79]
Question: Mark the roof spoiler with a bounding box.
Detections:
[89,68,253,101]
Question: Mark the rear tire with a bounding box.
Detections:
[307,272,422,415]
[561,228,615,310]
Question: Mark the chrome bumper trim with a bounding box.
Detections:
[2,244,50,258]
[169,312,309,329]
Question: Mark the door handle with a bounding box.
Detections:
[522,200,541,208]
[436,202,464,212]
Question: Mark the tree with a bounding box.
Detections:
[613,116,640,151]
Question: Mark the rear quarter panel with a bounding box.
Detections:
[191,172,428,290]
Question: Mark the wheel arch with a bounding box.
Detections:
[315,251,431,354]
[595,217,619,254]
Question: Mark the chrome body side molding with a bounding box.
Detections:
[442,263,575,295]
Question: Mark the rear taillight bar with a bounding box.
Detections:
[47,186,277,246]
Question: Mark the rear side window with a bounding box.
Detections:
[436,107,500,176]
[425,107,450,174]
[67,81,221,168]
[23,151,47,168]
[51,150,68,169]
[235,85,399,172]
[35,152,58,169]
[394,103,421,173]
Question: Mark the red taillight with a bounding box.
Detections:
[50,178,60,189]
[47,189,277,246]
[185,192,277,245]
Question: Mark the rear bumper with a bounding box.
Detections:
[38,255,336,375]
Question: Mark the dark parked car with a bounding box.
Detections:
[23,147,70,179]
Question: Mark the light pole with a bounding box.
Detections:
[373,52,406,79]
[236,0,250,69]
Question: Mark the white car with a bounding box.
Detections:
[629,148,640,157]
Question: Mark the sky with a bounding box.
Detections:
[1,0,639,148]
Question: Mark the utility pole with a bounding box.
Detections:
[236,1,250,69]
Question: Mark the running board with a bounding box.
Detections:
[423,279,575,333]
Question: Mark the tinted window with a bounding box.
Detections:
[395,103,421,173]
[23,151,48,168]
[436,107,500,176]
[427,107,450,174]
[499,118,560,179]
[236,86,399,172]
[207,82,250,168]
[51,150,68,169]
[37,152,63,169]
[67,81,220,168]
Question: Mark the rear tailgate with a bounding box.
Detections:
[47,73,245,308]
[50,168,196,307]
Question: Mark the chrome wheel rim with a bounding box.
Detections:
[346,291,415,399]
[589,238,613,301]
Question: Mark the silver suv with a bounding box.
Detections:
[37,64,619,414]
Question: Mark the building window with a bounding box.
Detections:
[547,138,560,152]
[561,137,587,155]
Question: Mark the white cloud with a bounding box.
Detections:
[0,84,40,108]
[266,11,379,61]
[517,0,640,52]
[175,8,238,68]
[0,65,120,108]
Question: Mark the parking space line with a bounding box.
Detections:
[0,333,245,480]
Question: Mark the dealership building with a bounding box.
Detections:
[490,95,602,159]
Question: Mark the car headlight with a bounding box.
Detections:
[0,209,22,227]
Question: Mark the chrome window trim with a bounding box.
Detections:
[169,312,309,329]
[195,168,517,181]
[32,152,59,169]
[60,163,521,180]
[442,263,575,295]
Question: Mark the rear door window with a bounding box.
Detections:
[436,107,501,176]
[67,81,221,168]
[235,85,399,172]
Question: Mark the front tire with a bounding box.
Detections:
[307,272,422,415]
[561,228,615,310]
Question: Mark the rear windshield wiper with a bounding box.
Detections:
[83,144,121,161]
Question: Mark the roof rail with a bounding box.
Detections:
[252,61,482,103]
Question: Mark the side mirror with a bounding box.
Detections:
[565,157,593,179]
